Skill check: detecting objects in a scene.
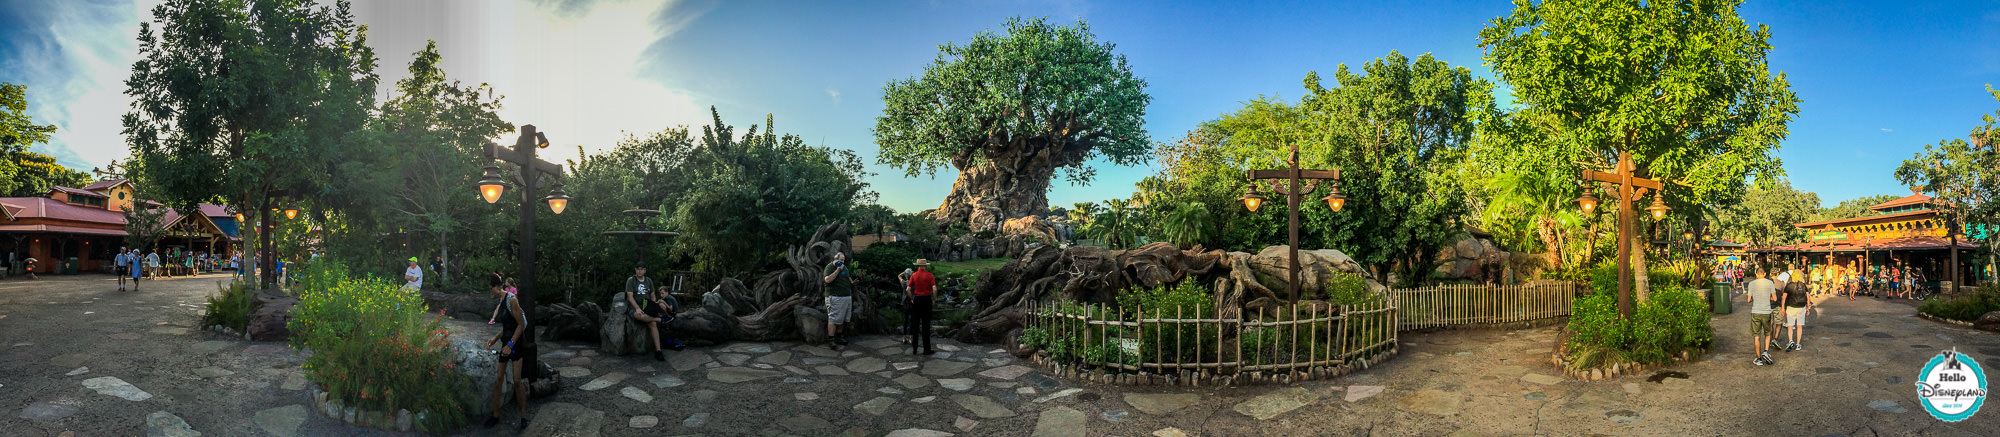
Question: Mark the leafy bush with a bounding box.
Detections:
[1563,263,1713,370]
[1019,327,1051,349]
[201,280,256,332]
[1919,283,2000,322]
[290,265,469,432]
[852,241,919,279]
[1116,281,1219,364]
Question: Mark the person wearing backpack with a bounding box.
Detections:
[1779,268,1811,352]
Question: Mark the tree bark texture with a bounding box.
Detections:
[933,143,1064,232]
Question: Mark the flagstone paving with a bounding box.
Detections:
[9,273,2000,435]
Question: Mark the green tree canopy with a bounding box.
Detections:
[0,83,55,151]
[673,109,875,276]
[122,0,379,284]
[1713,179,1819,248]
[874,17,1150,231]
[1813,194,1900,222]
[1895,86,1999,265]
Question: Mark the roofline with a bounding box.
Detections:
[1791,209,1936,228]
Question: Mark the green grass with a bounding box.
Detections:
[930,258,1012,278]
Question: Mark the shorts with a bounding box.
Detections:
[1784,308,1806,327]
[499,342,536,363]
[1750,313,1774,338]
[825,296,853,324]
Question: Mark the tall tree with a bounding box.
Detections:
[874,17,1151,231]
[0,83,55,152]
[1713,179,1819,249]
[1479,0,1801,300]
[674,109,875,276]
[1896,86,2000,281]
[122,0,379,286]
[352,41,511,285]
[1813,194,1900,222]
[0,83,78,196]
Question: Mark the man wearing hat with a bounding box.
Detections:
[403,257,424,291]
[906,259,937,355]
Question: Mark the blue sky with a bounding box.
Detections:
[2,0,1997,213]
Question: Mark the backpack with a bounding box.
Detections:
[1784,282,1808,307]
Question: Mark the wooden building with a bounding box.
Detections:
[1749,189,1986,285]
[0,179,236,274]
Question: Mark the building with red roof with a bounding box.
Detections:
[0,178,236,274]
[1749,188,1986,286]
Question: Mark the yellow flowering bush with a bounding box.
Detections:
[289,261,469,431]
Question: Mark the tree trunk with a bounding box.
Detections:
[1537,216,1563,272]
[438,232,449,288]
[933,146,1059,232]
[1632,220,1651,306]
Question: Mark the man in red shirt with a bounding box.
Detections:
[906,259,937,355]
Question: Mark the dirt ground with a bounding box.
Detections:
[5,273,2000,436]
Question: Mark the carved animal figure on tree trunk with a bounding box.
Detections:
[873,17,1151,231]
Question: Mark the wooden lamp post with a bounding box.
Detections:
[477,125,570,380]
[1238,142,1349,304]
[1579,151,1667,318]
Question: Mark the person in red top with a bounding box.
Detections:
[906,259,937,355]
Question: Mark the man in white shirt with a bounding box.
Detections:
[403,257,424,291]
[1747,268,1777,366]
[115,247,131,291]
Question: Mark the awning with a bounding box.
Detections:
[1749,236,1979,253]
[0,224,129,237]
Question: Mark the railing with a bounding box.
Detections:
[1391,282,1586,331]
[1022,297,1397,385]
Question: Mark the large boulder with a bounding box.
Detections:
[1453,237,1485,260]
[1001,215,1059,243]
[539,302,601,343]
[795,306,829,344]
[599,299,653,356]
[247,288,297,341]
[1975,311,2000,333]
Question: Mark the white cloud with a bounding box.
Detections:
[826,87,841,104]
[1880,128,1894,132]
[14,0,162,171]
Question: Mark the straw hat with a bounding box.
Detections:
[913,259,929,266]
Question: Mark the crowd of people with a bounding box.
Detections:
[1741,258,1939,367]
[1721,258,1933,299]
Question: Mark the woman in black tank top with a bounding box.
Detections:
[483,274,532,429]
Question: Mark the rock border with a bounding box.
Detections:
[1915,312,1978,328]
[309,386,427,433]
[1549,347,1704,381]
[1024,346,1399,386]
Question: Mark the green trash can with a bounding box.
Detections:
[62,257,78,275]
[1711,283,1731,314]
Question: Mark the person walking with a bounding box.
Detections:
[145,249,161,280]
[1747,268,1778,366]
[115,247,131,291]
[402,257,424,292]
[483,274,533,430]
[1779,268,1811,352]
[128,249,143,291]
[906,259,937,355]
[624,264,684,361]
[821,252,854,348]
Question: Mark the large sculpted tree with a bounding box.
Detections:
[122,0,379,286]
[1479,0,1800,299]
[874,17,1150,231]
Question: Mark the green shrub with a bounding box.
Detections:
[1563,264,1712,370]
[201,280,256,332]
[1919,283,2000,322]
[1019,327,1051,349]
[852,241,919,279]
[290,265,469,432]
[1116,281,1219,364]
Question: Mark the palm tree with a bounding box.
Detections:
[1483,171,1587,271]
[1160,200,1213,249]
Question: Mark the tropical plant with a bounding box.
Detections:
[1158,200,1213,249]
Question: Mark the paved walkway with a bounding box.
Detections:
[5,274,2000,435]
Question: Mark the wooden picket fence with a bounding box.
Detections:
[1391,282,1587,331]
[1022,297,1398,385]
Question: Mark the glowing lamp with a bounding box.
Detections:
[478,163,507,204]
[1239,185,1266,212]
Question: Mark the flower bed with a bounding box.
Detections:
[289,261,470,432]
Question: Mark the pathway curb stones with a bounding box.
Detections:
[146,410,201,437]
[951,395,1017,418]
[1030,407,1086,437]
[708,367,784,383]
[683,412,711,428]
[1124,393,1201,415]
[523,402,605,437]
[251,405,307,437]
[856,396,898,416]
[1345,385,1385,403]
[1235,387,1317,420]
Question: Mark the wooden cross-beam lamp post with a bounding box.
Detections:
[476,124,572,382]
[1577,151,1669,318]
[1238,142,1349,304]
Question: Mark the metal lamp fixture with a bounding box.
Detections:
[1320,184,1347,212]
[478,163,508,204]
[544,180,570,215]
[1238,185,1266,212]
[1576,186,1600,215]
[1647,195,1669,220]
